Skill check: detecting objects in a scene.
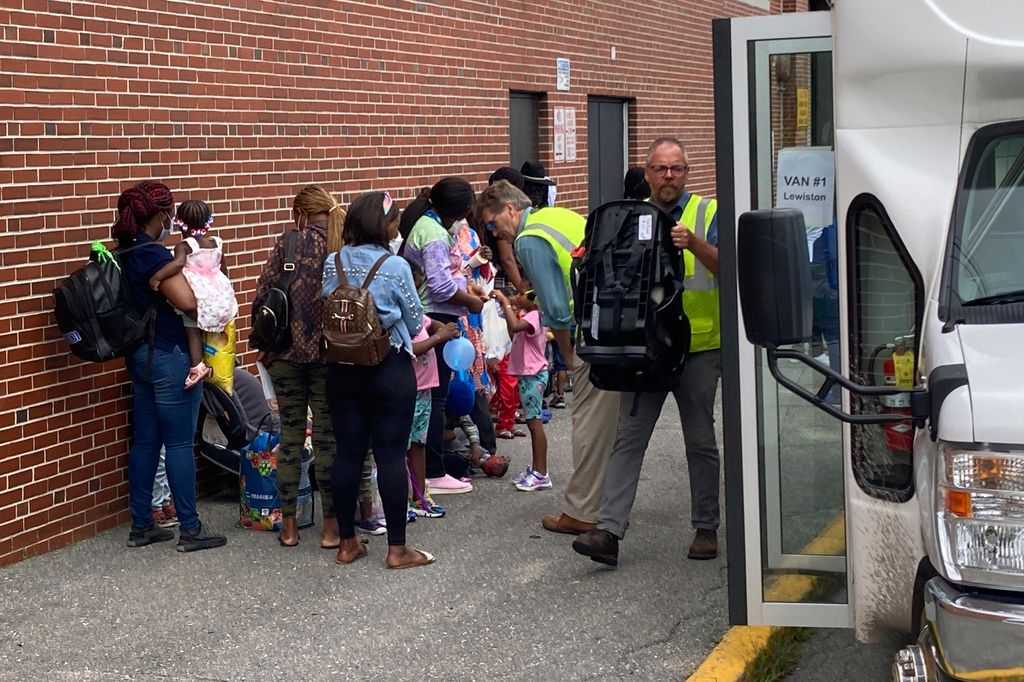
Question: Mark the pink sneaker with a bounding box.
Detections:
[426,474,474,496]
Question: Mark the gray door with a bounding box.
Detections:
[509,92,540,170]
[588,97,626,211]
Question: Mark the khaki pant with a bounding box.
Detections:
[562,363,621,523]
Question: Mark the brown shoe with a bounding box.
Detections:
[541,513,597,535]
[687,529,718,560]
[572,528,619,567]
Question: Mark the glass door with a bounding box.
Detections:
[714,11,852,629]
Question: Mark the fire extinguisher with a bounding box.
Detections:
[881,335,915,452]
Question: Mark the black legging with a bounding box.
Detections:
[425,312,459,479]
[327,349,416,546]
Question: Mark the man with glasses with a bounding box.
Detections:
[477,181,621,535]
[572,136,724,565]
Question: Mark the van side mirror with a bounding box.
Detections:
[736,208,931,427]
[737,208,813,346]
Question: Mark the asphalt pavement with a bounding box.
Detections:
[0,388,904,681]
[0,398,732,682]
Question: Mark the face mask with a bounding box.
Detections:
[158,213,172,241]
[448,218,469,237]
[389,235,404,254]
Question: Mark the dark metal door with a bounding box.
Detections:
[510,92,540,170]
[588,97,626,211]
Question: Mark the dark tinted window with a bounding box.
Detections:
[848,198,923,501]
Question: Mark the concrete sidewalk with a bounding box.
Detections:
[0,403,732,682]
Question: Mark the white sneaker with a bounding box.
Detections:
[515,471,553,492]
[512,466,533,486]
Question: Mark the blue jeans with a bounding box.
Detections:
[125,344,202,530]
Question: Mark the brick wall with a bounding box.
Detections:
[0,0,791,565]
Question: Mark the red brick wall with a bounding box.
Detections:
[0,0,789,565]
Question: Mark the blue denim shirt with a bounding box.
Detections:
[321,244,424,356]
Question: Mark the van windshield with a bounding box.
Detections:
[954,130,1024,309]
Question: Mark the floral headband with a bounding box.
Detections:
[173,212,215,235]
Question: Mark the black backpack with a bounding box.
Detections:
[574,201,690,392]
[53,241,157,363]
[250,230,299,353]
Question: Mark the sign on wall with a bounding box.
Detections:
[556,58,570,91]
[796,88,810,130]
[553,107,577,163]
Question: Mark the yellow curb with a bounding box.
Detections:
[687,514,846,681]
[688,625,778,681]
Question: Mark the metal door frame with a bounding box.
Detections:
[752,36,846,577]
[715,10,853,629]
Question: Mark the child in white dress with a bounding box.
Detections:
[150,200,239,388]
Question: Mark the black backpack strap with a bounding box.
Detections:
[334,251,349,287]
[361,254,390,289]
[278,230,300,291]
[144,303,157,370]
[111,240,163,369]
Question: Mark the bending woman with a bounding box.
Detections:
[399,178,485,496]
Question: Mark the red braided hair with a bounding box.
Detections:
[112,180,174,245]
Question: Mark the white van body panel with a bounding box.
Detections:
[829,0,1024,641]
[915,300,970,585]
[959,325,1024,444]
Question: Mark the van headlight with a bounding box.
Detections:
[937,443,1024,589]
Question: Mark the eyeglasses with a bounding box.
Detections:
[648,164,688,177]
[382,191,394,214]
[484,203,512,232]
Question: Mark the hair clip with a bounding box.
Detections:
[382,191,394,215]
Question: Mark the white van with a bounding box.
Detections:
[712,2,1024,679]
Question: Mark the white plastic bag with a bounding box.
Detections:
[481,299,511,361]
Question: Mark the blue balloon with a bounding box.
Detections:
[442,336,476,372]
[446,371,475,416]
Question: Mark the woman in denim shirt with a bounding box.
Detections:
[321,191,434,569]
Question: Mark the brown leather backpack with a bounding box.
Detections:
[322,251,392,366]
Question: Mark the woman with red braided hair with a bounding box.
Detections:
[114,180,227,553]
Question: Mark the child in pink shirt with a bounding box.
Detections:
[408,312,459,517]
[490,283,550,491]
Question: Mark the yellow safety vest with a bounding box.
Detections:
[678,194,720,352]
[515,207,586,311]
